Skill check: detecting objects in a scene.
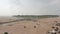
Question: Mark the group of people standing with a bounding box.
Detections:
[47,26,60,34]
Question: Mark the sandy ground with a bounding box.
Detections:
[0,17,60,34]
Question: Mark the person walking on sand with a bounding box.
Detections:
[51,26,57,34]
[51,29,57,34]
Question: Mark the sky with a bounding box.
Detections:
[0,0,60,16]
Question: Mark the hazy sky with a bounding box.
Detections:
[0,0,60,16]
